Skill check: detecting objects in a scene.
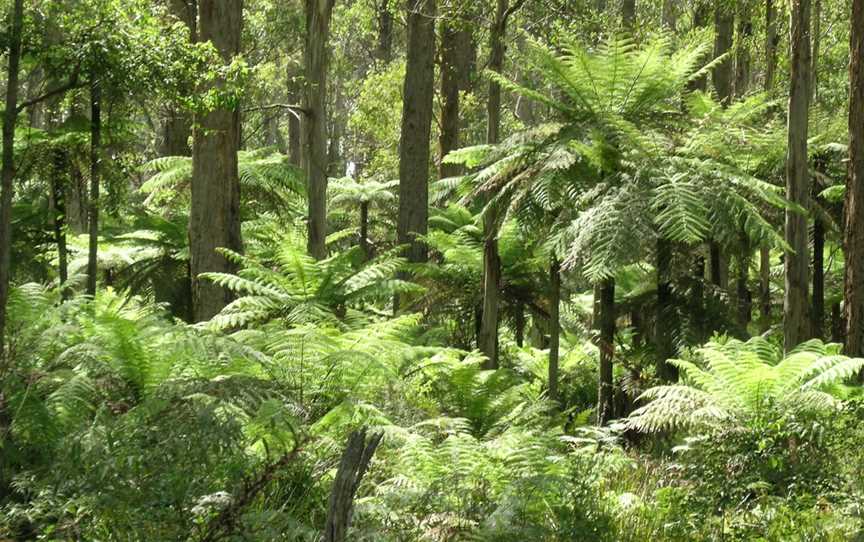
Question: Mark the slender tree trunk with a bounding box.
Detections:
[689,0,711,92]
[51,149,69,297]
[759,245,771,330]
[656,238,676,381]
[375,0,393,65]
[735,0,752,97]
[359,201,370,261]
[713,0,734,105]
[597,278,615,425]
[622,0,636,30]
[737,229,752,329]
[784,0,812,351]
[86,80,101,298]
[765,0,779,94]
[514,300,525,347]
[811,0,821,101]
[479,222,501,369]
[478,0,522,368]
[304,0,336,260]
[287,65,302,167]
[812,212,824,338]
[190,0,243,321]
[843,0,864,356]
[691,254,706,341]
[661,0,677,31]
[548,256,560,401]
[439,21,472,179]
[396,0,436,266]
[0,0,23,355]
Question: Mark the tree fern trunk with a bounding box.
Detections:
[784,0,812,351]
[736,229,752,330]
[514,300,525,347]
[735,0,752,97]
[598,277,615,425]
[479,220,501,369]
[712,0,734,105]
[844,0,864,356]
[359,201,370,261]
[51,148,69,298]
[622,0,636,31]
[86,79,101,298]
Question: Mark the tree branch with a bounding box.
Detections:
[16,66,84,113]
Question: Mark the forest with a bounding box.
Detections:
[1,0,864,539]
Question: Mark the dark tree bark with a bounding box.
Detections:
[397,0,436,265]
[514,300,525,347]
[661,0,677,31]
[375,0,393,65]
[304,0,336,260]
[765,0,779,93]
[622,0,636,30]
[0,0,23,355]
[691,254,706,341]
[548,256,560,402]
[86,80,101,298]
[736,229,752,329]
[597,278,615,425]
[689,0,711,92]
[713,0,734,105]
[735,0,752,97]
[844,0,864,356]
[287,64,302,167]
[656,238,676,381]
[438,20,472,179]
[759,245,771,331]
[811,0,821,101]
[784,0,812,351]
[324,429,383,542]
[812,210,825,338]
[479,0,523,368]
[161,0,196,157]
[190,0,243,321]
[51,149,69,297]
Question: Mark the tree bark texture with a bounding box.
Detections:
[86,80,101,298]
[765,0,779,93]
[304,0,336,260]
[324,429,383,542]
[397,0,436,264]
[713,0,734,105]
[439,20,472,179]
[190,0,244,321]
[656,238,677,381]
[597,278,615,425]
[844,0,864,356]
[548,256,560,401]
[735,0,752,97]
[784,0,811,351]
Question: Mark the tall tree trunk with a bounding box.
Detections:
[843,0,864,356]
[810,0,821,101]
[597,278,615,425]
[190,0,243,322]
[304,0,336,260]
[51,148,69,297]
[759,245,771,330]
[689,0,711,92]
[812,210,824,338]
[713,0,734,105]
[784,0,812,351]
[0,0,23,355]
[622,0,636,30]
[359,201,370,261]
[162,0,196,157]
[735,0,752,97]
[656,238,676,381]
[736,229,752,329]
[765,0,779,94]
[690,254,706,341]
[86,80,101,298]
[397,0,436,265]
[287,65,302,167]
[375,0,393,65]
[661,0,677,31]
[439,21,472,179]
[548,256,560,401]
